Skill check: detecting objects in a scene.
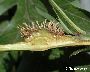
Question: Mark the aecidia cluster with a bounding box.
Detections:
[18,20,90,51]
[19,19,64,38]
[18,20,67,51]
[19,20,64,41]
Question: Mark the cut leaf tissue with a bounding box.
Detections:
[0,20,90,51]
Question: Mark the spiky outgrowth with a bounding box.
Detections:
[18,20,64,40]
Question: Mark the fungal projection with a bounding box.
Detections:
[0,19,90,51]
